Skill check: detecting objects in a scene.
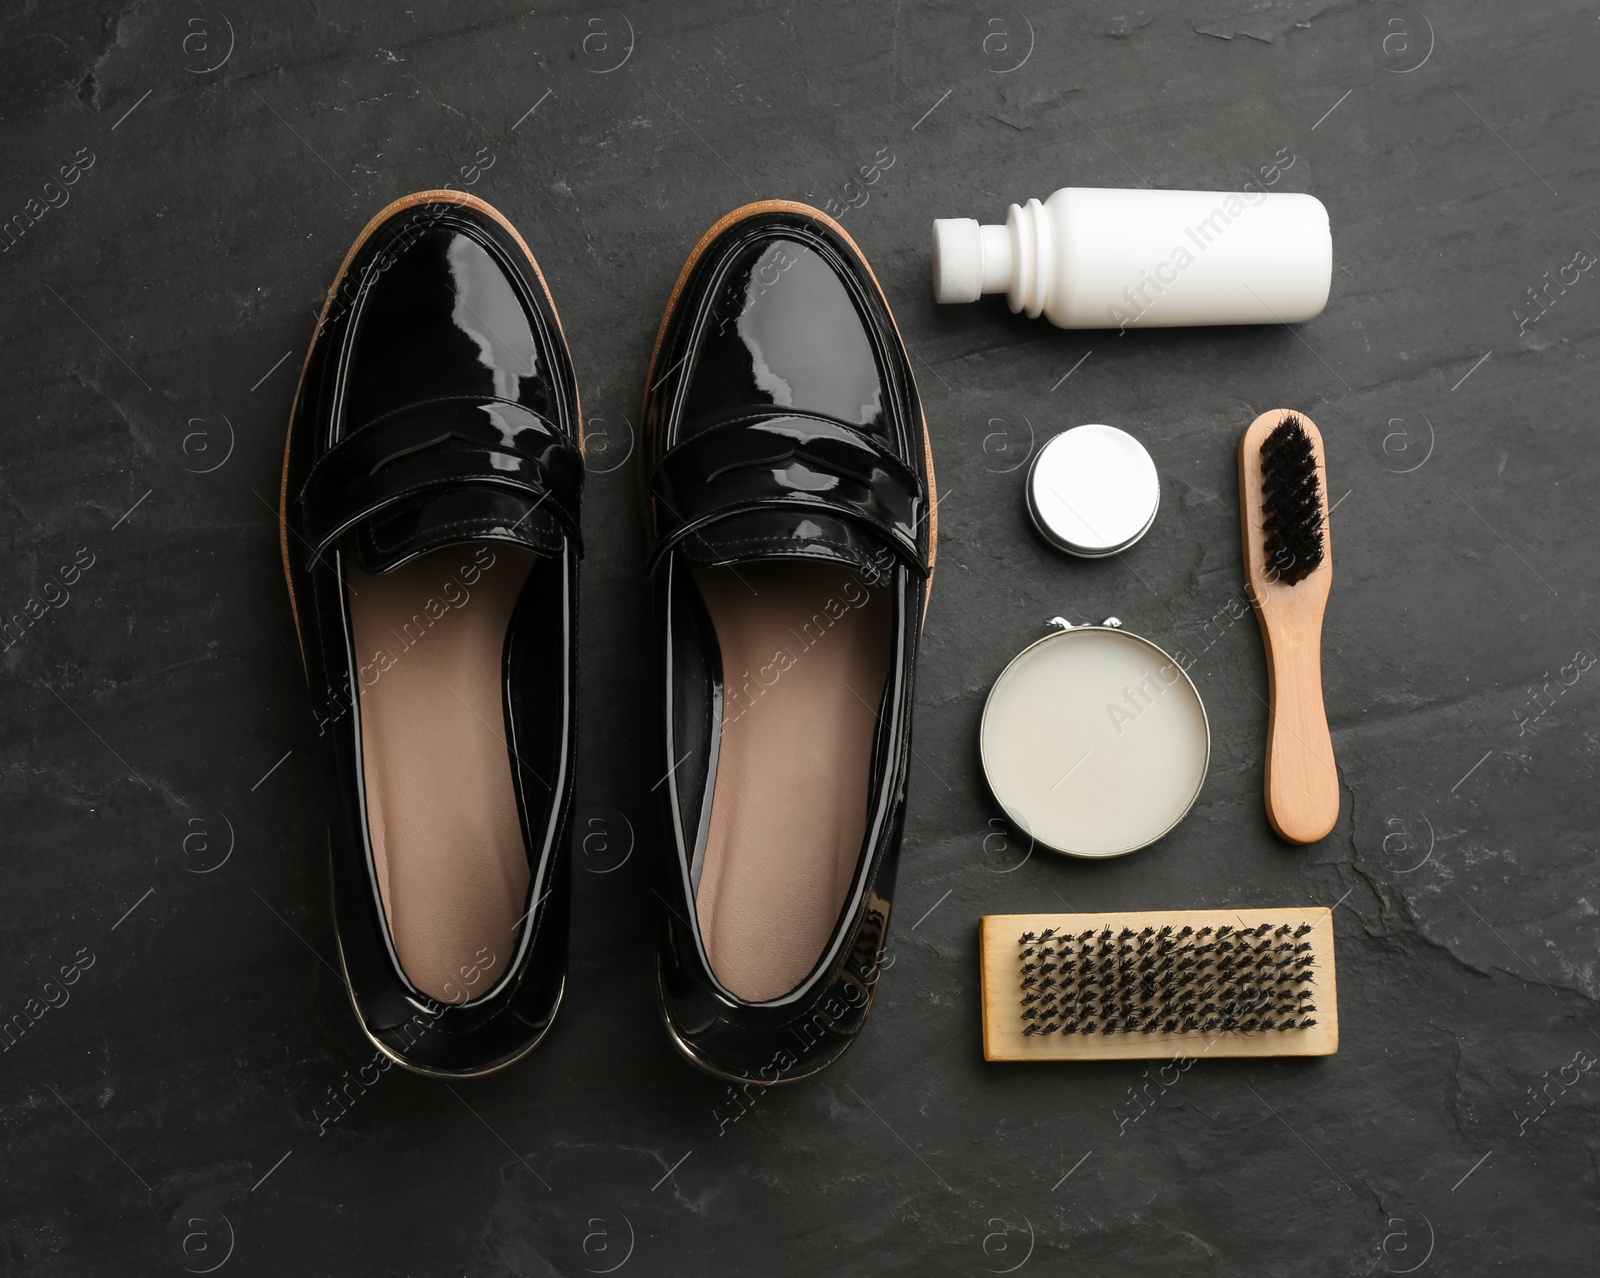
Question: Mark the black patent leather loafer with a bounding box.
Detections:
[643,201,936,1084]
[279,190,582,1076]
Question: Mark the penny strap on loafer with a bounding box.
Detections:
[299,395,584,571]
[647,410,927,576]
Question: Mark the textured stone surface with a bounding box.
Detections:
[2,2,1596,1274]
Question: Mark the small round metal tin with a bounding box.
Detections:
[1026,424,1160,557]
[980,621,1210,858]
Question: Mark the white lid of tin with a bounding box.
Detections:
[1026,424,1160,557]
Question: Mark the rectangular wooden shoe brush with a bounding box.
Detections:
[1239,409,1339,844]
[979,908,1338,1062]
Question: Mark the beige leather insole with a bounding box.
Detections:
[691,561,891,1003]
[349,546,533,1002]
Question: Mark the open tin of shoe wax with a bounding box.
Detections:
[1026,424,1160,557]
[980,620,1210,858]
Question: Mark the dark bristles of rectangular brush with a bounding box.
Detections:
[1015,921,1317,1037]
[981,909,1338,1061]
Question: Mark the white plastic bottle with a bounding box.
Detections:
[932,188,1331,331]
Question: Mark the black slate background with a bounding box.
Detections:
[2,2,1597,1274]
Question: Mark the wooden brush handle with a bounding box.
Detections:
[1239,409,1339,845]
[1263,627,1339,843]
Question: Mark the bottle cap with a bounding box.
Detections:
[931,218,984,303]
[1026,424,1160,557]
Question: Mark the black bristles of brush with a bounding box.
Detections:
[1259,414,1325,585]
[1017,922,1320,1036]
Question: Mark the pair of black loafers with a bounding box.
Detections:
[279,191,935,1082]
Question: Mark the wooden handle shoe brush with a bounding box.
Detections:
[1239,409,1339,844]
